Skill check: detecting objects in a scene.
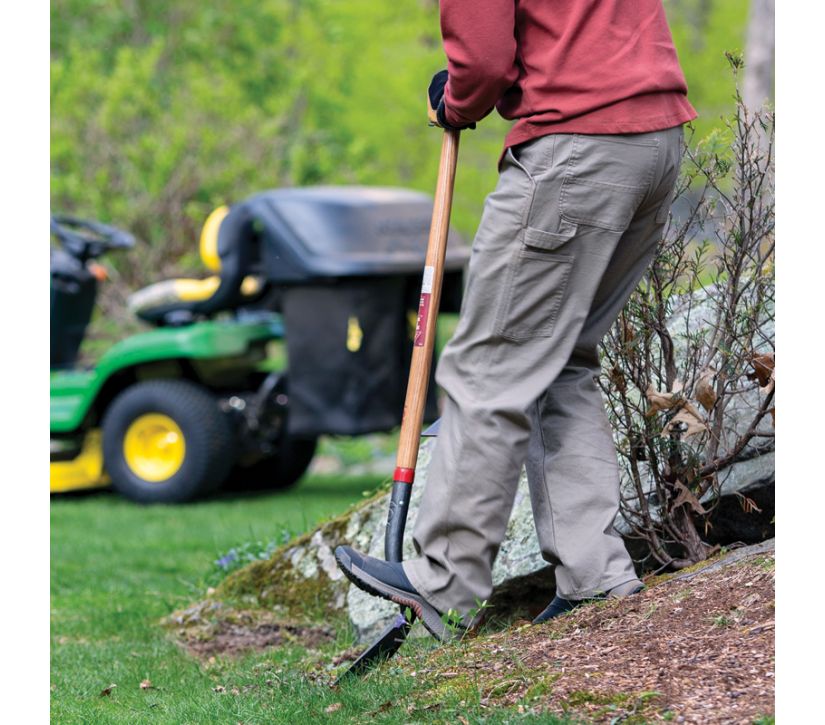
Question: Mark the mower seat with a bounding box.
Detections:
[129,204,266,325]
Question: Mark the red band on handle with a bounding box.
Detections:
[393,467,415,484]
[413,293,431,347]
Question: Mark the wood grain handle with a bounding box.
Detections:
[394,129,460,482]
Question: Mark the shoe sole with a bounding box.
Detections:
[334,548,463,643]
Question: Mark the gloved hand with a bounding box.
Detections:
[427,70,476,130]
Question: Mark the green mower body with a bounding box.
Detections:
[50,319,281,435]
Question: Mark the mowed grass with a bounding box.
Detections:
[51,475,572,724]
[51,475,394,724]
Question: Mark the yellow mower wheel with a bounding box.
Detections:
[123,413,186,482]
[102,380,235,504]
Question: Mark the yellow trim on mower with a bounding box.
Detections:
[199,205,230,272]
[50,430,109,493]
[123,413,186,482]
[172,275,262,302]
[173,276,221,301]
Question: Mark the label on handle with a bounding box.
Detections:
[421,265,435,294]
[414,266,435,347]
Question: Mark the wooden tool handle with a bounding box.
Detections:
[393,129,460,484]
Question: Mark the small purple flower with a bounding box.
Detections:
[215,549,238,569]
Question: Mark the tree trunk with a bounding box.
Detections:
[670,504,719,569]
[743,0,775,111]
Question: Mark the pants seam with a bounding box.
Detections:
[523,135,557,226]
[536,397,564,581]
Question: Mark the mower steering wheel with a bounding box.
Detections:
[50,215,135,261]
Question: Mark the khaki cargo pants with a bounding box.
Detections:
[403,126,684,616]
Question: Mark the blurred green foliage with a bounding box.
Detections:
[51,0,747,288]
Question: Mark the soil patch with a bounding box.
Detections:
[185,620,335,659]
[164,600,335,659]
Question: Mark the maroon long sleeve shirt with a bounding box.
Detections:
[439,0,697,149]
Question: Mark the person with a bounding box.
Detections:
[335,0,697,640]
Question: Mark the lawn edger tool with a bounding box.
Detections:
[51,184,469,503]
[335,129,461,680]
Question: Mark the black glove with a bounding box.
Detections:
[427,70,476,130]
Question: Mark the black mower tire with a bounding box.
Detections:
[228,437,318,492]
[102,379,235,504]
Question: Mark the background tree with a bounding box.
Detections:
[743,0,775,112]
[51,0,752,293]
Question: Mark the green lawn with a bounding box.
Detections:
[51,476,569,724]
[50,476,388,724]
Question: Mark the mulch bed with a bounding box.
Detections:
[424,544,775,723]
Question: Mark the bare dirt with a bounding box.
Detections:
[184,620,336,659]
[165,600,336,659]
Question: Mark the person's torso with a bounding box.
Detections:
[499,0,696,145]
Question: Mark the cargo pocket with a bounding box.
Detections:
[494,223,576,342]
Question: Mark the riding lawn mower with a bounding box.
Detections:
[50,187,468,503]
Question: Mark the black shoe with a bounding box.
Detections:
[532,595,584,623]
[532,581,644,624]
[334,545,466,642]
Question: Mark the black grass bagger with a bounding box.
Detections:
[246,186,469,439]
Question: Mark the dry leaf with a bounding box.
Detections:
[694,368,717,412]
[738,495,763,514]
[760,368,775,396]
[620,318,635,346]
[99,684,117,697]
[645,384,682,416]
[663,407,708,439]
[609,365,626,393]
[672,480,707,514]
[747,352,775,387]
[140,679,154,691]
[325,703,343,713]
